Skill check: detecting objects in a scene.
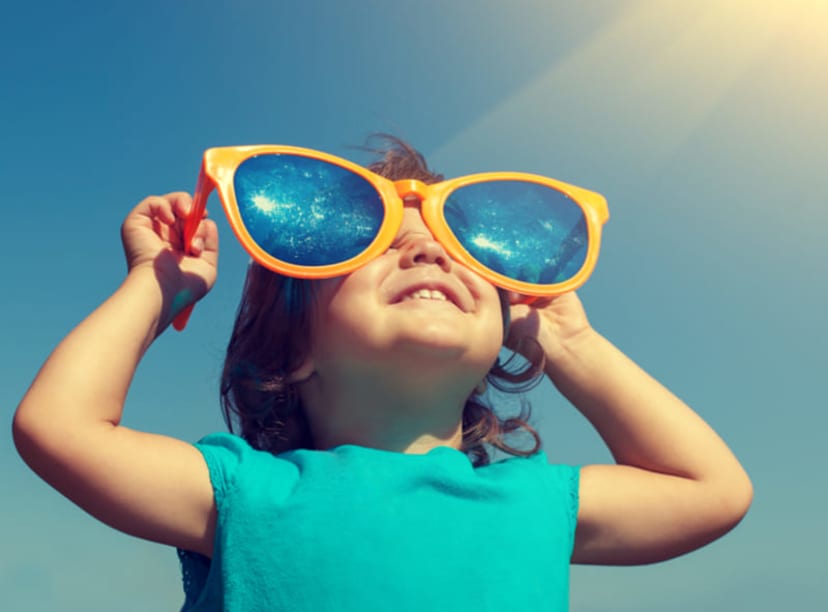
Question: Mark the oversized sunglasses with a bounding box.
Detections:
[173,145,609,330]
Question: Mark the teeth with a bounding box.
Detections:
[402,288,449,302]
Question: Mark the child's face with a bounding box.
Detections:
[304,200,504,385]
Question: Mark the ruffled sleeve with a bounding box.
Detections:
[193,432,253,508]
[177,433,254,611]
[532,451,581,553]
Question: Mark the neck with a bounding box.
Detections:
[298,367,474,454]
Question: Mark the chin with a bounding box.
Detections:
[394,329,501,365]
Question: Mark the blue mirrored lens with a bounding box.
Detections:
[234,154,384,267]
[444,181,588,284]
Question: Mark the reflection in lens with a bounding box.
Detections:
[234,154,384,266]
[444,181,588,284]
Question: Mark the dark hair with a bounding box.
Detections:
[220,135,544,467]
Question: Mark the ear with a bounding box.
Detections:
[287,357,316,383]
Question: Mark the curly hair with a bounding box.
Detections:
[220,135,545,467]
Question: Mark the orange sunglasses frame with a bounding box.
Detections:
[173,145,609,330]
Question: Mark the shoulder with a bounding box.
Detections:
[492,449,579,484]
[193,433,302,505]
[489,451,580,514]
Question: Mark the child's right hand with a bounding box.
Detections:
[121,192,219,321]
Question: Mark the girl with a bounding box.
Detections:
[13,138,752,611]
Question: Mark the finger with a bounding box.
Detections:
[189,219,219,257]
[531,296,555,308]
[165,192,194,220]
[200,218,219,252]
[508,302,532,318]
[508,292,546,306]
[140,196,176,225]
[507,291,523,305]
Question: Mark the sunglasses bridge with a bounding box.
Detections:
[393,179,431,203]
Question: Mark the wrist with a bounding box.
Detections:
[543,325,605,382]
[121,265,184,337]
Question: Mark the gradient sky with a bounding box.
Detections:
[2,1,826,610]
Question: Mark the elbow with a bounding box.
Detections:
[12,401,63,472]
[12,405,41,468]
[710,468,754,534]
[12,405,30,453]
[731,471,754,523]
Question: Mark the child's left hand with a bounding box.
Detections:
[505,291,753,566]
[504,292,592,364]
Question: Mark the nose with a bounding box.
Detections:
[393,180,452,272]
[398,232,452,273]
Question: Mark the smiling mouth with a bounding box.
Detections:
[400,288,450,303]
[391,281,468,312]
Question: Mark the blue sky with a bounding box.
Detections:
[2,1,825,609]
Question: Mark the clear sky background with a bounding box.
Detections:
[2,1,825,610]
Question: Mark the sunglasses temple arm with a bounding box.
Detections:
[172,168,212,332]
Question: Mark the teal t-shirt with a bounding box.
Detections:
[178,433,579,611]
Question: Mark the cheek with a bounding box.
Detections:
[449,275,506,359]
[309,274,384,351]
[459,271,505,335]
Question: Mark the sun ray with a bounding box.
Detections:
[433,0,814,174]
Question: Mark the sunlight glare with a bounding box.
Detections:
[251,193,279,213]
[434,0,828,174]
[471,235,513,257]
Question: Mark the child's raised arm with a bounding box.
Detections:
[13,193,220,556]
[507,292,753,565]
